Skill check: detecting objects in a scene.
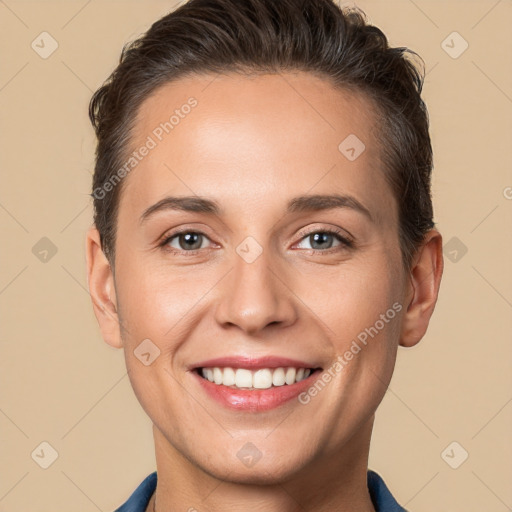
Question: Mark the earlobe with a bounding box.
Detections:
[399,229,444,348]
[85,226,123,349]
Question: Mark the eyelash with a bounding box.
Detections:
[296,227,354,253]
[159,227,354,256]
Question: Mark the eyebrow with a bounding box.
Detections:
[139,193,373,224]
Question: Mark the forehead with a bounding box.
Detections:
[120,71,394,222]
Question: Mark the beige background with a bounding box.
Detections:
[1,0,511,511]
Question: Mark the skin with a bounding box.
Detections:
[86,71,443,512]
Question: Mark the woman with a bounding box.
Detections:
[86,0,443,510]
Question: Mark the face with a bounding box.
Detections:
[96,72,412,483]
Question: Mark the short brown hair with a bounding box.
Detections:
[89,0,434,271]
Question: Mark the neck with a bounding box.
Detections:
[148,419,376,512]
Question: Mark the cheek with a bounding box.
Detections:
[115,258,197,422]
[296,256,402,338]
[299,255,404,397]
[115,255,208,339]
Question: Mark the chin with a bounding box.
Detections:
[205,459,303,485]
[193,446,312,485]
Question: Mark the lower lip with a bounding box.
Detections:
[192,369,321,412]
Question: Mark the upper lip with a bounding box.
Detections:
[190,355,322,370]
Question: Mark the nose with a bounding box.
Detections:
[214,244,298,335]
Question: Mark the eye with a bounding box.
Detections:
[160,230,213,253]
[295,228,353,252]
[159,227,354,255]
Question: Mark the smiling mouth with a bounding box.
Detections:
[194,366,322,390]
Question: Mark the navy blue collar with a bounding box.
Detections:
[114,469,407,511]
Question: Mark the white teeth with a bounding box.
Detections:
[213,367,223,385]
[253,369,272,389]
[200,366,314,389]
[285,367,296,385]
[235,368,252,388]
[272,367,286,386]
[223,367,236,386]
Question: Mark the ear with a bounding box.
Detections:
[85,226,123,349]
[399,229,444,348]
